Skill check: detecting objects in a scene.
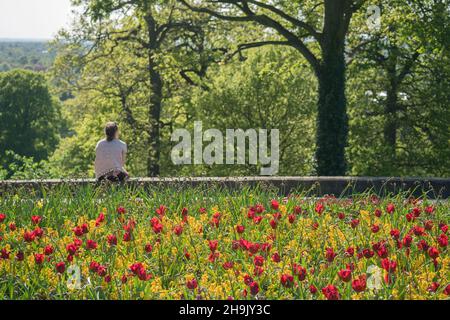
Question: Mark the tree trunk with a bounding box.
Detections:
[147,55,162,176]
[315,1,348,176]
[145,10,162,177]
[384,54,399,157]
[384,86,398,155]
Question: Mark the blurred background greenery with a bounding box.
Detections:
[0,0,449,179]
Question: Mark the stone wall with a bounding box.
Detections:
[0,177,449,198]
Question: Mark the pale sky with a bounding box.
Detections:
[0,0,73,39]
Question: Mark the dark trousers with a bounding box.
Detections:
[98,171,128,183]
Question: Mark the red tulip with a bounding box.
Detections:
[269,219,277,229]
[280,274,294,288]
[374,209,382,217]
[376,246,388,259]
[350,219,360,229]
[371,224,380,233]
[95,212,105,226]
[315,203,324,214]
[325,247,336,262]
[271,199,279,210]
[351,275,367,292]
[253,216,262,224]
[186,278,198,290]
[390,229,400,240]
[293,264,307,281]
[236,225,245,234]
[152,222,163,234]
[33,227,43,238]
[381,258,397,272]
[402,234,412,247]
[73,226,84,237]
[437,234,448,247]
[44,245,54,255]
[107,234,117,246]
[253,255,264,267]
[34,253,44,265]
[253,266,264,276]
[173,225,183,236]
[413,225,425,236]
[208,252,219,263]
[66,243,77,255]
[89,261,100,272]
[406,213,414,222]
[444,284,450,296]
[15,251,24,261]
[0,248,10,260]
[208,240,218,252]
[424,220,433,231]
[322,284,340,300]
[86,239,98,250]
[31,215,42,225]
[412,207,421,217]
[428,247,439,259]
[0,213,6,223]
[345,247,355,257]
[386,203,395,214]
[244,274,253,286]
[338,269,352,282]
[97,265,107,277]
[223,261,234,270]
[255,204,265,213]
[271,252,281,263]
[249,281,259,295]
[288,214,296,223]
[417,239,429,251]
[427,282,439,293]
[55,261,66,274]
[425,206,434,214]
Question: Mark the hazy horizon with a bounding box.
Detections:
[0,0,73,40]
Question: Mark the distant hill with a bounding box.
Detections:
[0,40,56,72]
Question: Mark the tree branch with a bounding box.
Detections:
[178,0,320,74]
[247,0,322,42]
[225,40,292,61]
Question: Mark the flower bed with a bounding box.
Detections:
[0,185,448,299]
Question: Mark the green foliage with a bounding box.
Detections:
[0,151,52,180]
[0,1,449,179]
[0,41,55,71]
[346,0,450,176]
[0,69,62,178]
[173,47,317,176]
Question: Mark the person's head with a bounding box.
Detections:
[105,122,119,141]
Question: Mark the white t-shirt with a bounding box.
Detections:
[94,139,127,178]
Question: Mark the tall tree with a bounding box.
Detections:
[58,0,210,176]
[0,70,60,176]
[179,0,368,175]
[346,0,450,175]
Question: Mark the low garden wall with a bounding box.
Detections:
[0,176,449,198]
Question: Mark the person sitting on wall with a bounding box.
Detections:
[95,122,129,182]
